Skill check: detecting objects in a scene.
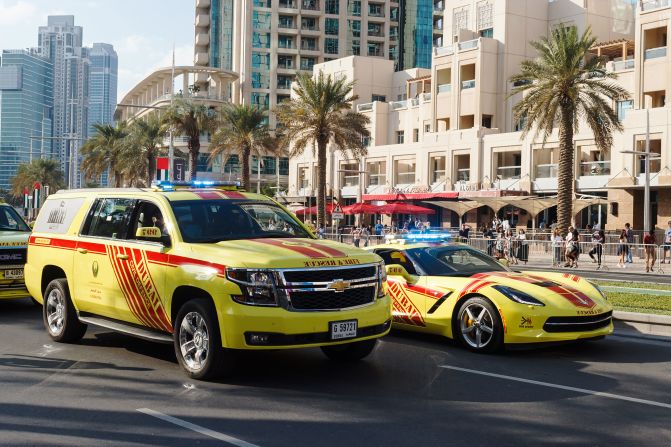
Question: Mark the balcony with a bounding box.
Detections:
[433,45,454,56]
[461,79,475,89]
[302,0,319,10]
[195,52,209,65]
[497,166,521,180]
[456,169,470,182]
[536,164,558,178]
[390,100,407,110]
[421,92,432,102]
[196,0,211,8]
[277,80,292,90]
[301,23,320,31]
[300,61,315,71]
[368,29,385,38]
[437,83,451,94]
[195,14,210,28]
[580,161,611,176]
[612,59,635,71]
[278,21,297,30]
[410,98,420,107]
[369,9,385,17]
[644,46,667,60]
[300,42,318,51]
[458,39,479,51]
[278,41,296,50]
[277,60,294,70]
[195,32,210,47]
[278,0,297,8]
[641,0,670,11]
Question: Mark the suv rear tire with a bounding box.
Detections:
[174,298,234,380]
[43,279,87,343]
[321,338,378,362]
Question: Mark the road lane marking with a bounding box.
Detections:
[439,365,671,410]
[137,408,260,447]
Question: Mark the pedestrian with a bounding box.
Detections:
[459,223,471,241]
[374,219,383,236]
[506,229,518,264]
[317,225,325,239]
[643,228,657,273]
[552,228,563,267]
[617,230,628,268]
[484,225,495,256]
[625,223,634,263]
[362,225,370,247]
[662,221,671,264]
[516,228,529,264]
[495,231,506,259]
[352,226,361,247]
[588,229,604,269]
[564,228,580,268]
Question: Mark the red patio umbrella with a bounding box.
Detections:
[343,202,381,215]
[294,202,338,215]
[376,202,436,215]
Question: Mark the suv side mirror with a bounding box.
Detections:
[385,264,417,284]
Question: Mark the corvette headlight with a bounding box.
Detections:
[226,268,279,306]
[376,262,387,298]
[587,281,608,301]
[493,285,545,307]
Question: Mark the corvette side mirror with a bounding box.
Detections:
[385,264,417,284]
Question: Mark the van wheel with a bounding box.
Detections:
[321,339,378,362]
[174,299,233,380]
[43,279,87,343]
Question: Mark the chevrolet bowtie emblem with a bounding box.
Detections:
[327,279,350,293]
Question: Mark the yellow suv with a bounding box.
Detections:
[0,202,32,301]
[25,182,391,379]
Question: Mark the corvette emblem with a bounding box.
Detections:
[327,279,350,293]
[92,261,99,278]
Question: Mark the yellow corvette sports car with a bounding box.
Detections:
[368,239,613,352]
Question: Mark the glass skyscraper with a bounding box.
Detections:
[88,43,118,138]
[0,50,53,190]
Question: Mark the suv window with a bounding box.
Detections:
[129,201,170,244]
[82,198,136,239]
[0,206,30,232]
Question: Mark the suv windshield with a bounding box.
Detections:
[170,200,312,243]
[0,206,31,232]
[406,246,507,277]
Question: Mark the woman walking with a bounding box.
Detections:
[617,230,628,268]
[516,229,529,264]
[552,229,563,267]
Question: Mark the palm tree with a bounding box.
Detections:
[275,72,370,227]
[127,115,167,186]
[10,158,65,197]
[209,104,276,192]
[162,98,218,180]
[81,122,128,187]
[510,24,629,234]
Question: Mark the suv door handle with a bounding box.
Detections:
[77,248,88,254]
[116,254,129,260]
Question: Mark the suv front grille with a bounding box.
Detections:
[279,265,379,311]
[543,311,612,333]
[0,248,26,266]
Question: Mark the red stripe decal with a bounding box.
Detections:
[192,191,223,200]
[77,241,107,254]
[220,191,246,199]
[301,241,348,257]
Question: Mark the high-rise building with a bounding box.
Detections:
[0,50,53,190]
[195,0,432,126]
[88,43,118,137]
[38,15,90,189]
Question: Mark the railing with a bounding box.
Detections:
[390,100,408,110]
[278,0,296,7]
[432,171,446,184]
[458,39,479,51]
[154,92,228,103]
[300,62,315,70]
[277,61,294,69]
[434,45,454,56]
[368,174,386,186]
[536,163,558,178]
[277,81,292,89]
[421,92,432,102]
[580,161,611,176]
[278,42,295,49]
[644,46,667,60]
[300,43,317,51]
[612,59,635,71]
[437,83,451,94]
[461,79,476,89]
[410,98,420,107]
[278,22,297,29]
[641,0,670,11]
[301,0,319,10]
[369,9,385,17]
[456,168,470,181]
[497,166,521,179]
[368,29,385,37]
[396,173,415,184]
[357,102,374,112]
[301,23,319,31]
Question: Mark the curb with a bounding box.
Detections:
[613,311,671,339]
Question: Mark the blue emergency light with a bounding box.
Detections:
[152,180,242,191]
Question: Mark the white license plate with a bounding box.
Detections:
[330,320,358,340]
[3,269,23,279]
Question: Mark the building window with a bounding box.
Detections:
[477,1,493,31]
[301,37,317,51]
[351,40,361,55]
[424,124,431,133]
[348,19,361,38]
[396,131,405,144]
[372,94,386,102]
[279,157,289,175]
[348,0,361,16]
[251,71,269,89]
[223,154,240,174]
[325,0,339,14]
[413,128,419,142]
[277,94,290,103]
[367,160,386,186]
[252,52,270,69]
[482,115,492,128]
[430,155,446,184]
[617,100,633,121]
[300,57,315,70]
[340,162,359,187]
[395,159,416,184]
[252,32,271,48]
[453,7,469,36]
[279,16,295,28]
[301,17,317,31]
[325,38,339,54]
[298,166,310,189]
[277,75,293,89]
[251,92,269,109]
[253,11,271,30]
[278,55,294,69]
[479,28,493,38]
[325,18,339,35]
[278,35,294,49]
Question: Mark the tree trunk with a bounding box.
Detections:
[147,149,156,187]
[557,104,575,236]
[241,145,251,191]
[189,136,200,181]
[317,137,328,229]
[114,170,123,188]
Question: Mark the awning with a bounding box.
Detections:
[376,202,436,215]
[424,200,482,217]
[362,191,459,201]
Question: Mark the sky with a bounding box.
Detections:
[0,0,195,98]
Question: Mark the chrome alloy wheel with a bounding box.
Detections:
[460,303,495,349]
[179,311,210,372]
[45,288,66,335]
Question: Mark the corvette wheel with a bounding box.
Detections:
[456,297,502,353]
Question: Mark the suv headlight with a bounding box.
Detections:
[226,268,279,306]
[493,285,545,307]
[376,262,387,298]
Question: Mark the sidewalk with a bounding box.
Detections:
[508,252,667,275]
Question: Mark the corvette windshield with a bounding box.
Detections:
[170,200,311,243]
[406,246,508,276]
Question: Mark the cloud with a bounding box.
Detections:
[157,44,194,67]
[116,34,153,54]
[0,1,37,25]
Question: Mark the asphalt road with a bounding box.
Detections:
[1,299,670,446]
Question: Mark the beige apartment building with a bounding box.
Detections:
[287,0,671,231]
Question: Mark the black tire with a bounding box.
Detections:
[321,338,378,362]
[43,279,87,343]
[173,298,233,380]
[454,296,503,353]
